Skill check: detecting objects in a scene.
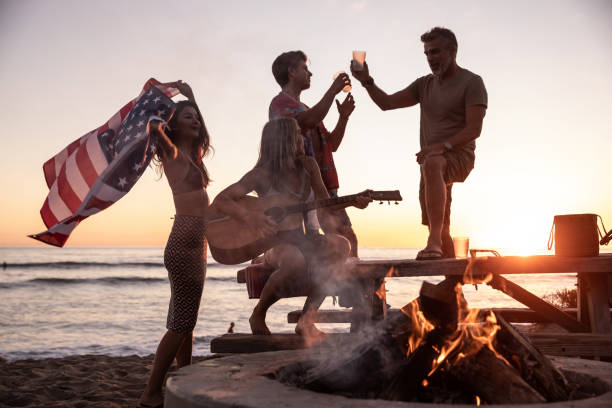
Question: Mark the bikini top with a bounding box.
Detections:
[262,170,309,200]
[262,168,320,231]
[169,151,205,195]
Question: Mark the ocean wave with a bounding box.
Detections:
[2,261,228,269]
[0,276,166,288]
[0,275,237,289]
[194,335,218,344]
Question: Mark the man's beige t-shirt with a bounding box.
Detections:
[407,68,487,156]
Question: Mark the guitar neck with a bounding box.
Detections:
[285,194,362,215]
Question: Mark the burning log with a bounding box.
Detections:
[450,346,546,403]
[277,277,574,404]
[494,312,571,401]
[379,279,462,400]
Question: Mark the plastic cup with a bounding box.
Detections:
[453,237,470,259]
[352,50,366,71]
[333,71,352,92]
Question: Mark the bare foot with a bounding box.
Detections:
[249,312,271,335]
[138,389,163,408]
[295,322,327,339]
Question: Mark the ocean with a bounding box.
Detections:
[0,246,585,362]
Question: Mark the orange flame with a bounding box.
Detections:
[421,281,511,378]
[400,300,434,354]
[386,266,398,278]
[421,379,429,387]
[463,256,492,285]
[475,395,481,406]
[375,280,387,300]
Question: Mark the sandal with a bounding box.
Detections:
[416,249,444,260]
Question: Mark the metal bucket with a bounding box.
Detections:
[547,214,607,257]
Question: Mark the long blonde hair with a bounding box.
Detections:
[255,117,303,191]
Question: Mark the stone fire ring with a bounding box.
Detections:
[165,350,612,408]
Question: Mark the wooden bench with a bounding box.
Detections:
[210,332,612,358]
[235,255,612,335]
[353,255,612,334]
[287,307,612,324]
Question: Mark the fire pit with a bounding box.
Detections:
[165,350,612,407]
[166,279,611,407]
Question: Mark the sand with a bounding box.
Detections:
[0,354,220,408]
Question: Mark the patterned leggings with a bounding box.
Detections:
[164,215,207,334]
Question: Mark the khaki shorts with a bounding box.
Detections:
[419,149,474,227]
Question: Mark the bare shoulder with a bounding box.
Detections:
[241,167,271,190]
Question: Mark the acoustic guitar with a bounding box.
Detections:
[205,190,402,265]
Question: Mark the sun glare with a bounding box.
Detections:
[463,177,563,256]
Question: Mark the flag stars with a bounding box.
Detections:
[133,162,142,171]
[118,177,127,188]
[154,96,161,103]
[143,99,150,105]
[127,125,133,131]
[140,109,146,116]
[137,120,145,127]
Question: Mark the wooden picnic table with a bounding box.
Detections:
[215,254,612,356]
[354,254,612,334]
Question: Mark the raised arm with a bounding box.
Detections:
[174,80,196,104]
[148,119,177,160]
[327,93,355,152]
[296,73,350,128]
[351,61,418,110]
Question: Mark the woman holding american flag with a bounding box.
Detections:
[139,81,211,408]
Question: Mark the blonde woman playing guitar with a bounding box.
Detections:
[212,117,371,338]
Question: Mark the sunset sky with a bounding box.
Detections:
[1,0,611,253]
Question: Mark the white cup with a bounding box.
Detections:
[453,237,470,259]
[352,50,366,71]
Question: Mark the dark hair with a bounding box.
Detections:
[421,27,458,51]
[272,51,307,87]
[154,100,212,186]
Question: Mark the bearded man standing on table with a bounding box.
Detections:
[351,27,488,260]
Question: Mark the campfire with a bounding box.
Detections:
[275,275,578,405]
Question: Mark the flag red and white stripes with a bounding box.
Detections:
[30,78,179,247]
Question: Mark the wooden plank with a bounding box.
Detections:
[487,274,589,333]
[584,273,612,333]
[494,313,570,401]
[209,332,612,357]
[609,272,612,304]
[287,307,612,324]
[355,254,612,279]
[528,333,612,357]
[577,273,591,327]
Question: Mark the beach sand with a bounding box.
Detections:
[0,354,221,408]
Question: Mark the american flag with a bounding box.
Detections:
[29,78,180,247]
